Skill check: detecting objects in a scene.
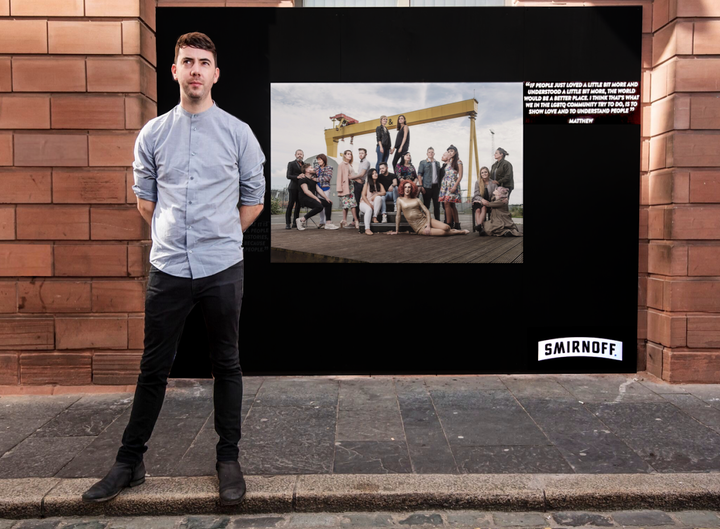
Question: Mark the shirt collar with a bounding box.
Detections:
[176,101,218,120]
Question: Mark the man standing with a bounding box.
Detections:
[285,149,304,229]
[418,147,442,221]
[351,148,370,227]
[82,32,264,506]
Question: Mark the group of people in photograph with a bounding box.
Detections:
[284,115,521,238]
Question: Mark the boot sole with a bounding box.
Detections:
[81,477,145,503]
[219,490,246,506]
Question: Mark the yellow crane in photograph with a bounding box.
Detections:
[324,99,481,198]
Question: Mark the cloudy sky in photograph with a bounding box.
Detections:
[271,82,523,204]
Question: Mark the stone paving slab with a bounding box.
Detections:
[586,402,720,472]
[0,437,95,479]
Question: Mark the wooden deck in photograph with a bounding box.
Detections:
[271,223,523,264]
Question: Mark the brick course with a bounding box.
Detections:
[10,0,84,16]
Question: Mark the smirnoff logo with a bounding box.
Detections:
[538,337,623,361]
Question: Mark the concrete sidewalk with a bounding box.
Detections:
[1,374,720,517]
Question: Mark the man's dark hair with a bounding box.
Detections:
[379,162,388,168]
[358,148,367,154]
[175,32,217,66]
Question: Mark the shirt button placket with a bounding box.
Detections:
[187,116,196,266]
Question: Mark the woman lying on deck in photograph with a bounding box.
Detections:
[387,180,469,237]
[479,186,522,237]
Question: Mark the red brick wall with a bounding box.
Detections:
[0,0,157,386]
[644,0,720,382]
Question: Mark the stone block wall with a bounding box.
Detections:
[0,0,157,386]
[644,0,720,382]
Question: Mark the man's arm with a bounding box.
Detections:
[495,162,513,188]
[286,161,300,181]
[237,124,266,230]
[354,162,368,183]
[137,197,156,225]
[132,126,158,223]
[239,204,264,232]
[417,160,426,187]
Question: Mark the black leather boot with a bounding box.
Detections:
[82,460,145,502]
[217,460,246,505]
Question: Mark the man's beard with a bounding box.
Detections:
[181,81,206,101]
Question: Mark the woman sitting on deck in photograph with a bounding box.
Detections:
[387,180,469,237]
[295,164,339,230]
[472,166,496,235]
[479,186,521,237]
[359,168,386,236]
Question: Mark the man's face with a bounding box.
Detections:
[359,150,366,160]
[171,46,219,104]
[379,165,388,175]
[441,152,449,162]
[427,149,434,160]
[295,150,304,161]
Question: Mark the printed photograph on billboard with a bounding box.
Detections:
[270,82,523,259]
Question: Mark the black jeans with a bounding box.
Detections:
[318,189,332,221]
[304,197,331,221]
[117,261,244,465]
[353,181,364,211]
[285,183,301,225]
[391,149,408,173]
[423,183,440,221]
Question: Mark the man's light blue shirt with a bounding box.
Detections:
[132,103,265,279]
